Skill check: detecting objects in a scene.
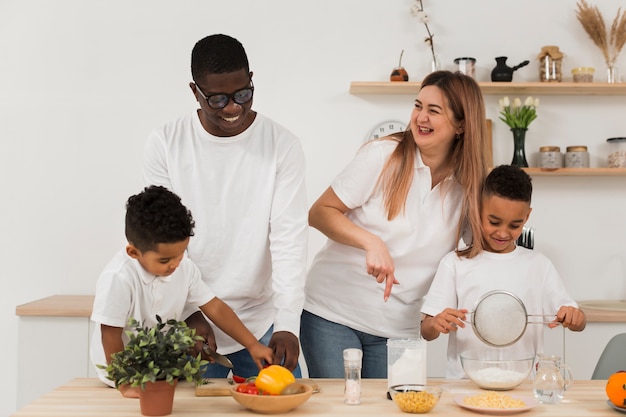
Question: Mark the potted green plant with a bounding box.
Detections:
[99,315,208,416]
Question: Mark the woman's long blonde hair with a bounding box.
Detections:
[376,71,488,258]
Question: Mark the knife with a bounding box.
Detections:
[202,342,234,369]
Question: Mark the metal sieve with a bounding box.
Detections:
[470,290,556,347]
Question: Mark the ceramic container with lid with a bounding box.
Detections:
[539,146,562,168]
[565,146,590,168]
[607,137,626,168]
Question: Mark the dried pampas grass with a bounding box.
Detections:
[576,0,626,65]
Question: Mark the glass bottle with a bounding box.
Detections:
[343,348,362,405]
[533,355,572,404]
[607,64,620,84]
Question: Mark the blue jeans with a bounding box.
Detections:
[300,310,388,378]
[201,325,302,378]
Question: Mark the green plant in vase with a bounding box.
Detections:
[498,96,539,167]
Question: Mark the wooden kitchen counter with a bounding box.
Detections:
[13,294,626,323]
[10,378,616,417]
[15,295,94,317]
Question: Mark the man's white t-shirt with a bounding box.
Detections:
[143,111,308,353]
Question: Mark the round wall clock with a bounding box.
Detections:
[367,120,407,141]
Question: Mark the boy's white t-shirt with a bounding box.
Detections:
[305,139,464,338]
[90,249,216,386]
[421,246,578,379]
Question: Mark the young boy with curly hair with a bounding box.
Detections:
[421,165,586,379]
[90,186,273,396]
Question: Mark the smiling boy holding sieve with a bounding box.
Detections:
[420,164,586,379]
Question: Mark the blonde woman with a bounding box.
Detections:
[301,71,488,377]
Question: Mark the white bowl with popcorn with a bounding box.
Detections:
[460,349,535,390]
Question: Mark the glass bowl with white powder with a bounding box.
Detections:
[460,349,535,390]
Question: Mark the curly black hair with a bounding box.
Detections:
[191,34,249,82]
[125,186,195,252]
[482,164,532,203]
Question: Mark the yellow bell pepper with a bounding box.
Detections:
[254,365,295,395]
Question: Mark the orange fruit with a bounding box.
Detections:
[606,371,626,409]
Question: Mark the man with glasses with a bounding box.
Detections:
[143,34,308,378]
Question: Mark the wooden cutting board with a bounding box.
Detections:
[195,379,236,396]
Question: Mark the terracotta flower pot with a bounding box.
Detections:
[139,379,178,416]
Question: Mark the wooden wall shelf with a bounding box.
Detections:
[522,167,626,176]
[349,81,626,96]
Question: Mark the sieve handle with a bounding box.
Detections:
[527,314,561,325]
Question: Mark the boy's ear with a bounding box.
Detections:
[525,207,533,222]
[126,244,141,259]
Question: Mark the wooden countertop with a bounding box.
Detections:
[14,295,626,323]
[15,295,94,317]
[10,378,616,416]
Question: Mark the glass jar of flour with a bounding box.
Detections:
[387,338,426,388]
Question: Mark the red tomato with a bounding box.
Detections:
[235,382,259,395]
[233,375,246,383]
[235,382,260,395]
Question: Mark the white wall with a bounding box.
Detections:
[2,0,626,414]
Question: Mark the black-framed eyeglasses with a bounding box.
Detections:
[194,81,254,109]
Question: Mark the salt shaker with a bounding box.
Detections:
[343,348,363,405]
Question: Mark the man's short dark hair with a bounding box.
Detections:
[482,164,532,203]
[191,34,249,82]
[125,185,195,252]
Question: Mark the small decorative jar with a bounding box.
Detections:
[571,67,595,82]
[565,146,590,168]
[454,57,476,78]
[539,146,563,168]
[537,46,564,82]
[607,137,626,168]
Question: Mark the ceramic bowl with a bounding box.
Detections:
[460,349,535,390]
[230,383,313,414]
[388,384,442,413]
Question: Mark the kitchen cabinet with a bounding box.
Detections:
[350,81,626,175]
[15,296,96,409]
